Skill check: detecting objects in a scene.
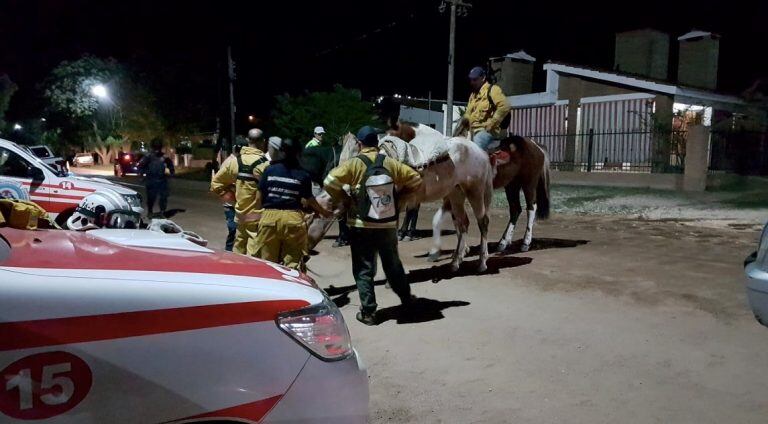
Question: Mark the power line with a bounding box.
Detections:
[314,13,417,57]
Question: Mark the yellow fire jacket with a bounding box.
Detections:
[210,146,269,223]
[464,82,511,136]
[324,147,422,228]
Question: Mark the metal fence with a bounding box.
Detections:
[710,130,768,176]
[527,129,687,173]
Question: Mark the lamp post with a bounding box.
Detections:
[439,0,472,135]
[91,84,109,100]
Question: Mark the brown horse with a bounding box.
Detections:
[427,128,550,255]
[377,96,550,253]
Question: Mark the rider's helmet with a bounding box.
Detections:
[66,189,141,231]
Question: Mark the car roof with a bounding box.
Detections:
[0,228,317,289]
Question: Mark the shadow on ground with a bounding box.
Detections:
[376,297,471,324]
[414,237,590,261]
[408,256,533,284]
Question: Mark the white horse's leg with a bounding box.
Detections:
[521,203,537,252]
[447,192,469,272]
[428,207,445,262]
[466,183,491,272]
[498,185,522,252]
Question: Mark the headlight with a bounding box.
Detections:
[757,223,768,271]
[277,296,353,361]
[122,194,141,209]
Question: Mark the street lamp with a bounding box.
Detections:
[91,84,109,100]
[13,123,22,131]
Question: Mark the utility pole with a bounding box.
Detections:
[226,46,236,156]
[440,0,472,135]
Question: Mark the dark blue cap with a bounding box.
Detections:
[356,126,381,147]
[468,66,486,79]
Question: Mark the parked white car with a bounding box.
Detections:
[72,153,95,167]
[0,138,143,225]
[27,145,68,174]
[0,227,368,423]
[745,222,768,328]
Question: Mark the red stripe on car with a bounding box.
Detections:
[166,395,283,423]
[21,181,97,192]
[0,300,308,351]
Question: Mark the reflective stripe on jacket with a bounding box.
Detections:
[210,146,269,222]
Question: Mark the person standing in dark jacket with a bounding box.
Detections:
[138,137,175,217]
[253,138,332,271]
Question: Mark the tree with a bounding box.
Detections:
[273,85,381,145]
[44,56,164,163]
[0,74,18,131]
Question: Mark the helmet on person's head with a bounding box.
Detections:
[248,128,264,142]
[66,189,141,231]
[267,136,283,161]
[234,135,249,147]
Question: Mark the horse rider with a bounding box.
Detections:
[324,126,423,325]
[210,128,269,255]
[253,138,332,271]
[305,126,325,149]
[138,137,175,218]
[455,66,511,153]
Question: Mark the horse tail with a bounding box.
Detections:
[536,152,551,220]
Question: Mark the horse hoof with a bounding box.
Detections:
[450,262,461,272]
[521,243,530,252]
[496,241,508,252]
[427,252,441,262]
[478,263,488,273]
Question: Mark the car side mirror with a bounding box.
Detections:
[30,167,45,182]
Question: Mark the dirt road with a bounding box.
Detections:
[141,178,768,423]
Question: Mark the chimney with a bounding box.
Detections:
[489,50,535,95]
[614,29,670,80]
[677,30,720,90]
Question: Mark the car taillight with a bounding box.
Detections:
[277,297,353,361]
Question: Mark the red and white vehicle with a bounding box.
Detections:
[0,228,369,423]
[0,138,143,225]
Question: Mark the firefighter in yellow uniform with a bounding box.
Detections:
[253,137,332,271]
[456,66,511,152]
[210,129,269,255]
[323,126,423,326]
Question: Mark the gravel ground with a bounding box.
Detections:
[95,175,768,423]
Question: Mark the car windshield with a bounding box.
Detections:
[20,146,65,177]
[30,147,51,158]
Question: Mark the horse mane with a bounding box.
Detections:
[339,132,359,163]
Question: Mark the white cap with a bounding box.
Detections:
[314,126,326,134]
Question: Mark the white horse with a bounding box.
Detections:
[324,131,494,272]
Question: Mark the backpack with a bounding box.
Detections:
[236,155,267,182]
[145,154,169,180]
[355,154,397,223]
[487,84,511,129]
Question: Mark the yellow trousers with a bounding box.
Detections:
[233,220,260,256]
[254,210,308,271]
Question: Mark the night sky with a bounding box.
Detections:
[2,0,767,131]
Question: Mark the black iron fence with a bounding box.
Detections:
[710,130,768,176]
[527,129,687,173]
